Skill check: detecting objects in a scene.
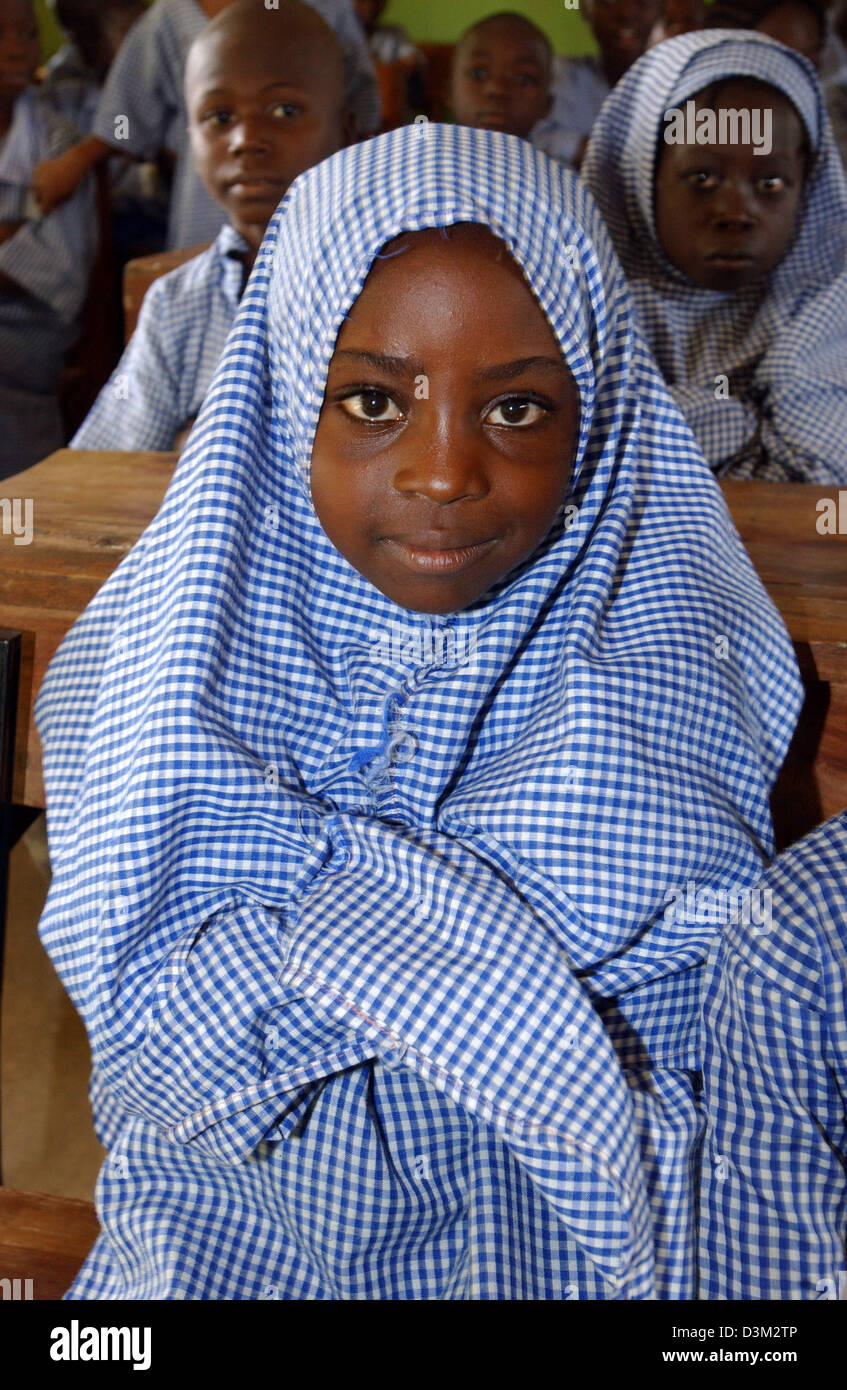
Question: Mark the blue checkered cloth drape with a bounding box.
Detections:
[36,123,801,1300]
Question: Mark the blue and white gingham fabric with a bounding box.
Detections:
[72,222,250,451]
[699,811,847,1300]
[91,0,380,250]
[36,124,802,1300]
[0,87,97,475]
[582,32,847,483]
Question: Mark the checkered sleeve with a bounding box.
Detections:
[91,13,173,160]
[71,276,184,450]
[279,813,655,1294]
[699,814,847,1299]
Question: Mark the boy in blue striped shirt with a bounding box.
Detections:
[72,0,351,454]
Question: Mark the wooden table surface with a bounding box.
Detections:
[0,449,177,806]
[0,455,845,813]
[0,1186,99,1300]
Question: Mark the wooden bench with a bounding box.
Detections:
[0,1186,99,1300]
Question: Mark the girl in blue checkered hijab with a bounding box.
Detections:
[36,123,801,1300]
[583,30,847,482]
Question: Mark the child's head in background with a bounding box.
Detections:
[0,0,39,128]
[186,0,351,257]
[310,221,580,613]
[450,12,552,139]
[584,0,663,83]
[50,0,144,80]
[353,0,386,38]
[655,75,809,289]
[707,0,826,67]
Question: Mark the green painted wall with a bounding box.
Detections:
[34,0,597,60]
[381,1,596,52]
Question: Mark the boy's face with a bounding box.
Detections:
[353,0,384,36]
[311,226,580,615]
[655,82,807,290]
[587,0,661,81]
[451,20,552,138]
[0,0,40,104]
[187,25,349,253]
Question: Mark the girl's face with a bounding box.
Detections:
[311,225,580,614]
[655,80,807,291]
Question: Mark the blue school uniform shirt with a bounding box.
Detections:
[71,223,249,452]
[583,32,847,484]
[91,0,380,251]
[0,88,96,476]
[36,124,802,1300]
[699,812,847,1300]
[529,55,610,168]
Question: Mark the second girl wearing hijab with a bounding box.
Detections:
[583,30,847,482]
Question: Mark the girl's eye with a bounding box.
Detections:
[758,175,786,193]
[686,171,718,190]
[485,398,546,427]
[339,391,402,423]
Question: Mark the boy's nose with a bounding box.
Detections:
[228,116,272,154]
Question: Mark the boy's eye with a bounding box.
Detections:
[202,109,233,127]
[466,65,488,82]
[339,390,403,422]
[485,397,546,427]
[515,73,540,87]
[270,102,303,119]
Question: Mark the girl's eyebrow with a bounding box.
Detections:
[477,356,565,382]
[332,349,426,377]
[333,350,565,382]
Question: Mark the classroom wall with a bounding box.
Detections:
[382,1,597,52]
[34,0,598,61]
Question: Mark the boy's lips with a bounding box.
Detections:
[382,535,498,574]
[226,174,284,197]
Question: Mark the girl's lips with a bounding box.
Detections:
[383,537,498,574]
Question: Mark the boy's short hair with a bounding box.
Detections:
[456,11,553,63]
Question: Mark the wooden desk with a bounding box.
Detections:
[0,462,844,838]
[0,449,177,808]
[0,1186,99,1299]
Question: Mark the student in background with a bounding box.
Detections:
[31,0,378,250]
[36,123,801,1300]
[72,0,351,454]
[353,0,424,120]
[534,0,661,168]
[648,0,705,48]
[449,11,552,144]
[583,31,847,482]
[42,1,168,264]
[0,0,97,476]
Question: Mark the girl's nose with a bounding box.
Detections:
[392,427,489,503]
[712,179,757,227]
